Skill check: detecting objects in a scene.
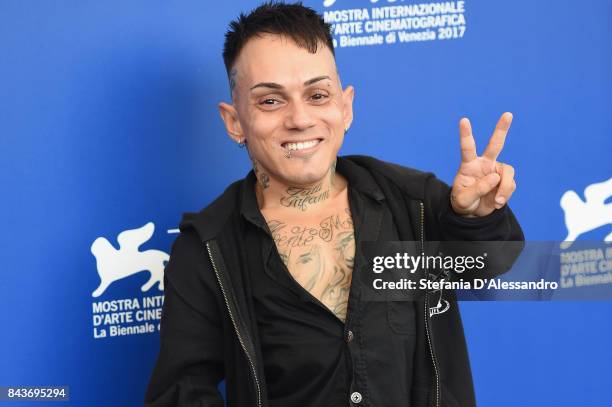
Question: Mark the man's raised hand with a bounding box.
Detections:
[450,112,516,217]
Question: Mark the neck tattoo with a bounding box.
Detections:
[252,160,270,189]
[280,183,330,211]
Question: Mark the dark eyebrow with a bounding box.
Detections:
[304,75,332,86]
[250,75,332,91]
[250,82,282,91]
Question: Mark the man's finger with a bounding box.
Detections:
[453,172,501,209]
[483,112,513,161]
[459,117,478,163]
[494,162,516,208]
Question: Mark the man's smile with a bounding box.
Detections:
[281,138,324,156]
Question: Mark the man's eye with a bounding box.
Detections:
[260,98,278,105]
[311,93,329,101]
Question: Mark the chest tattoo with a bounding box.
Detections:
[266,208,355,322]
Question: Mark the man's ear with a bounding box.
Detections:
[218,102,244,143]
[342,85,355,131]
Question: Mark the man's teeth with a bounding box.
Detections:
[285,139,320,151]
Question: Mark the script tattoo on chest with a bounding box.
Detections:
[267,208,355,322]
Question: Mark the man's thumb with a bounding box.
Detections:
[465,173,500,203]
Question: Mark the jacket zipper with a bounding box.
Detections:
[420,201,440,407]
[205,241,263,407]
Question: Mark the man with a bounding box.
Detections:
[145,2,523,407]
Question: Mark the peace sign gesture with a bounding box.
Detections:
[450,112,516,217]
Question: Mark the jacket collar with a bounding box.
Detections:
[182,155,396,242]
[337,156,386,202]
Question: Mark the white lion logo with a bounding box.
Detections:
[91,222,168,297]
[560,177,612,249]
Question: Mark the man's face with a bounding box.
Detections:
[219,33,354,187]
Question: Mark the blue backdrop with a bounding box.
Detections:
[1,0,610,405]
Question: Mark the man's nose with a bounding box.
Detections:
[284,100,315,130]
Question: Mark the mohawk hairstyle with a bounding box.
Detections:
[222,1,335,89]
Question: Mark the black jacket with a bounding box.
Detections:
[144,155,524,407]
